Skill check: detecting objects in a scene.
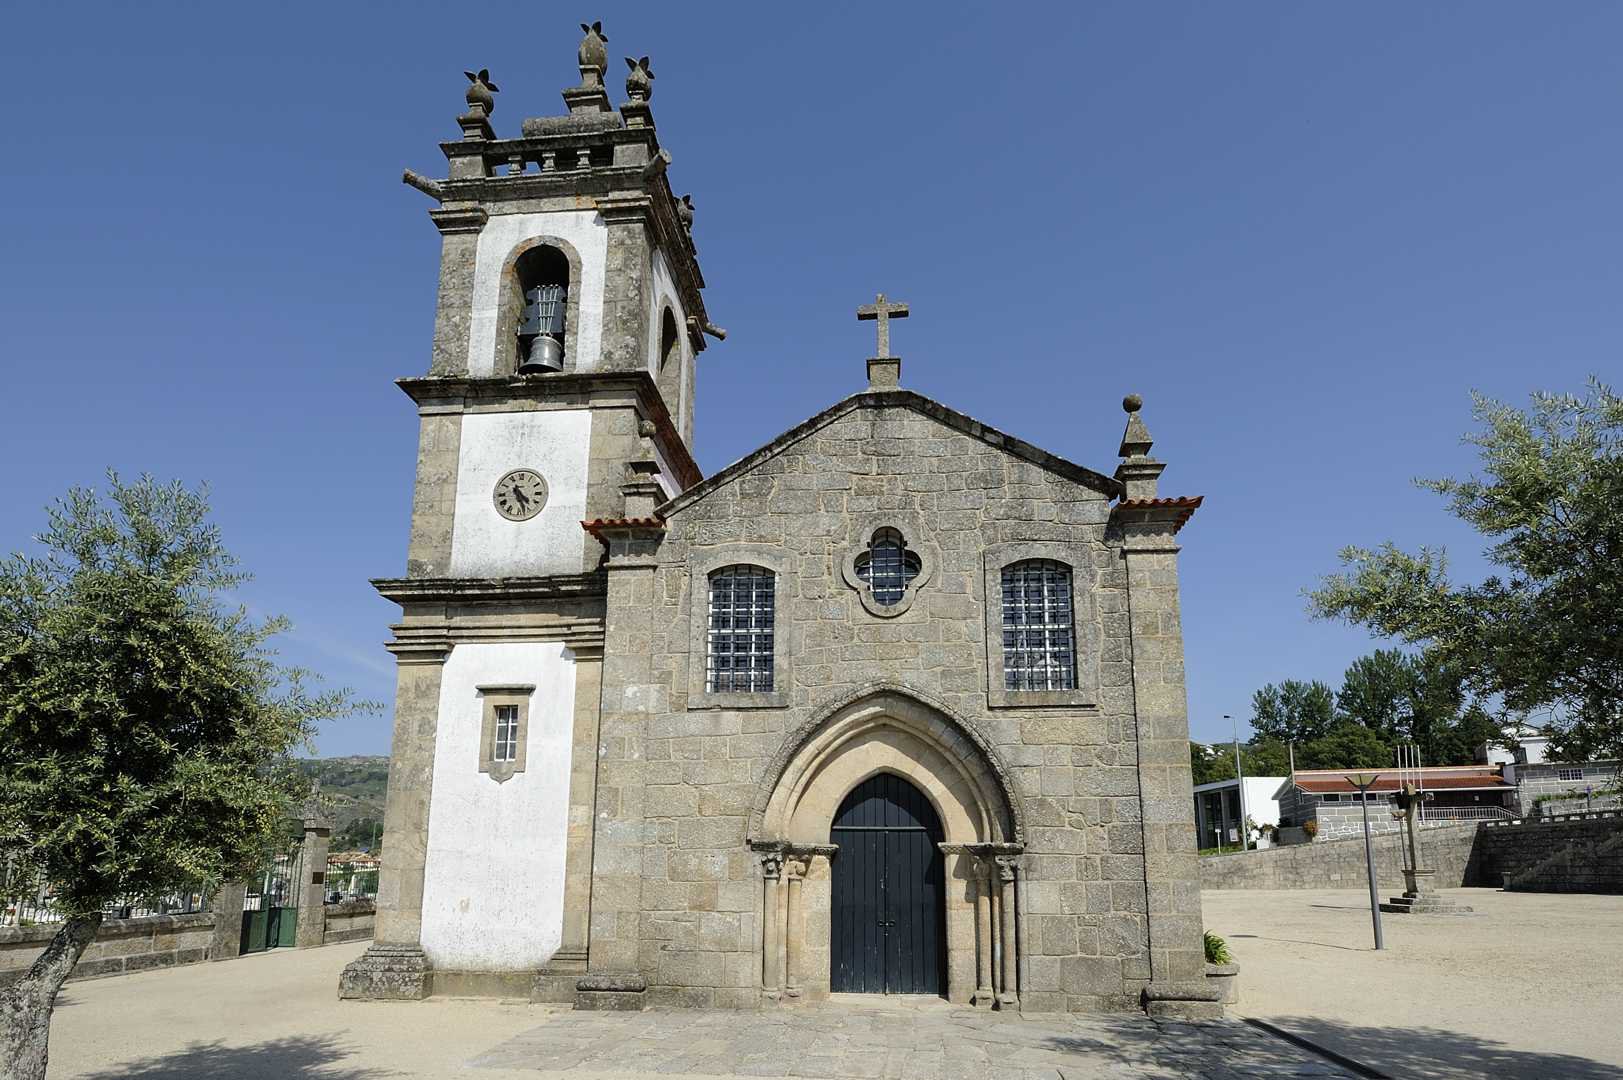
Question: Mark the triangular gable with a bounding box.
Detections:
[660,388,1123,517]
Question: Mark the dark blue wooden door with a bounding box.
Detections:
[830,773,946,995]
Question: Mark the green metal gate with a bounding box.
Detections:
[240,843,301,954]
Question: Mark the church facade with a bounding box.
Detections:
[340,27,1216,1017]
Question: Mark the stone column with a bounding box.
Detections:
[339,643,447,1000]
[207,881,248,962]
[784,854,809,999]
[971,857,995,1009]
[758,849,784,1000]
[995,855,1019,1008]
[294,799,333,949]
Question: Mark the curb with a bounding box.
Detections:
[1243,1016,1391,1079]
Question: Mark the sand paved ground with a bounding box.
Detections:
[1201,887,1623,1080]
[41,939,1351,1079]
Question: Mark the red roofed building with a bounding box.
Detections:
[1276,766,1517,842]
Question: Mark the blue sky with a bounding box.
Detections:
[1,4,1616,755]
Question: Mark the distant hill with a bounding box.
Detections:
[298,756,390,852]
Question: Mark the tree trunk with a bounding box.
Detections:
[0,912,102,1080]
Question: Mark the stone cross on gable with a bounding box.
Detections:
[857,293,909,358]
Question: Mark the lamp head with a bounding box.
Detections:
[1344,772,1380,790]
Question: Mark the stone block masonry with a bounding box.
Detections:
[0,900,376,986]
[1477,812,1623,893]
[1199,824,1480,891]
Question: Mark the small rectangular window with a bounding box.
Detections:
[1557,768,1585,781]
[707,565,775,693]
[1322,793,1342,803]
[1000,560,1077,692]
[494,705,520,762]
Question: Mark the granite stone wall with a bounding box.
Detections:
[0,913,215,986]
[0,899,377,986]
[1199,823,1481,891]
[1477,814,1623,893]
[618,400,1199,1012]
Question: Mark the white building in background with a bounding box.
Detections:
[1193,777,1285,850]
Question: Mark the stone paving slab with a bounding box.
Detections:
[470,1000,1355,1079]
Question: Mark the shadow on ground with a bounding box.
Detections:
[1263,1017,1623,1080]
[75,1033,392,1080]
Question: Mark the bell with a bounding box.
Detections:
[518,334,564,374]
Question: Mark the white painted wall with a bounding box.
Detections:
[467,211,609,376]
[448,409,591,577]
[420,642,577,971]
[647,247,690,433]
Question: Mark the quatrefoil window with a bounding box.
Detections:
[853,528,922,607]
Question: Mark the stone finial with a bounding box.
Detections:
[578,21,609,87]
[1116,392,1165,499]
[625,56,655,102]
[1119,393,1154,459]
[463,69,499,116]
[676,194,695,236]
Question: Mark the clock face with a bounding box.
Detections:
[493,469,548,521]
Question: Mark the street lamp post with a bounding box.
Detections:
[1346,772,1385,951]
[1228,714,1247,852]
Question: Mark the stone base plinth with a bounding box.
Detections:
[1380,892,1474,915]
[1142,981,1224,1020]
[339,944,433,1000]
[574,973,647,1011]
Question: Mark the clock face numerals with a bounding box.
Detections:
[493,469,548,521]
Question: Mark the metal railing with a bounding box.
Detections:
[1,879,211,928]
[1421,806,1516,823]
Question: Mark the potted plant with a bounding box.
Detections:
[1203,930,1239,1004]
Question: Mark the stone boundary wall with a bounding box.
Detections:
[0,912,215,986]
[1199,823,1480,891]
[322,899,377,945]
[0,898,376,986]
[1477,813,1623,893]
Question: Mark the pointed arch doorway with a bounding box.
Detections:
[830,773,946,995]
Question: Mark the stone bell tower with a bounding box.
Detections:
[340,23,722,1000]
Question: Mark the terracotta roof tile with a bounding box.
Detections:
[1111,495,1204,532]
[581,517,665,543]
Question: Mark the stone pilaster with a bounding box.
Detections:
[339,643,448,1000]
[1117,510,1213,1014]
[425,207,487,376]
[595,199,654,373]
[404,401,463,579]
[575,521,664,1009]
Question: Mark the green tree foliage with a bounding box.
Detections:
[1295,721,1392,771]
[1250,680,1335,744]
[0,475,361,1079]
[1189,738,1291,784]
[1310,380,1623,760]
[1335,649,1466,764]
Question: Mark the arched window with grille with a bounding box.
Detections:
[706,565,775,693]
[1000,559,1076,691]
[854,528,922,607]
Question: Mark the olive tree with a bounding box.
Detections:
[1310,380,1623,760]
[0,475,358,1079]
